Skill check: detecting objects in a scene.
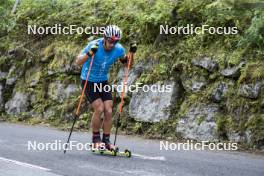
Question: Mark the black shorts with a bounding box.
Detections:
[81,80,112,103]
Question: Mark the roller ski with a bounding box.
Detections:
[91,143,131,157]
[91,134,131,157]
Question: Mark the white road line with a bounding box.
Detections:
[125,170,166,176]
[0,156,50,171]
[133,153,166,161]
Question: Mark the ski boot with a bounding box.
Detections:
[91,132,105,152]
[102,134,119,155]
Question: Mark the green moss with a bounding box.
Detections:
[224,89,263,136]
[132,122,144,134]
[178,100,189,117]
[2,84,14,103]
[197,115,205,125]
[216,115,232,140]
[0,56,10,72]
[48,41,80,72]
[28,117,43,125]
[42,43,55,60]
[25,68,42,86]
[79,113,90,121]
[177,94,209,119]
[49,116,64,127]
[146,119,177,139]
[225,49,246,65]
[246,114,264,147]
[238,61,264,83]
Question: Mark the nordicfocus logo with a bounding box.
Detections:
[160,24,238,35]
[94,83,172,93]
[160,140,238,151]
[27,140,105,151]
[27,24,106,35]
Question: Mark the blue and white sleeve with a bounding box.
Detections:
[81,43,92,55]
[118,47,126,59]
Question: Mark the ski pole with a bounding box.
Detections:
[114,52,134,145]
[64,54,95,154]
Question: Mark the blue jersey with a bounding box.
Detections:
[80,38,125,82]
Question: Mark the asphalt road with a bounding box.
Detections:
[0,122,263,176]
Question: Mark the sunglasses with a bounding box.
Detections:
[106,38,119,45]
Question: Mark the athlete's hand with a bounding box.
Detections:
[87,43,99,56]
[129,42,137,53]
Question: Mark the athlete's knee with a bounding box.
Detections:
[104,107,112,117]
[94,103,104,114]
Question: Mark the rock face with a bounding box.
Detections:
[129,81,179,122]
[192,57,219,72]
[220,62,245,78]
[181,75,207,92]
[64,84,80,99]
[6,64,24,86]
[48,81,80,103]
[176,104,220,141]
[117,63,143,86]
[0,71,7,80]
[211,82,228,102]
[48,81,65,103]
[25,67,42,87]
[65,64,81,75]
[5,92,29,116]
[228,131,251,144]
[239,81,262,99]
[115,62,144,97]
[7,48,26,59]
[6,66,18,86]
[0,83,4,110]
[43,107,56,119]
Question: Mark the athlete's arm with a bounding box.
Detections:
[75,53,89,66]
[75,43,99,66]
[119,54,134,67]
[119,55,128,64]
[119,42,137,66]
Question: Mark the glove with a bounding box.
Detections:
[129,42,137,53]
[87,43,99,56]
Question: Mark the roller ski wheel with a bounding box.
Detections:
[109,147,118,156]
[124,149,132,158]
[104,144,118,156]
[91,142,105,152]
[105,143,118,151]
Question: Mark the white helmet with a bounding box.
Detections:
[104,25,122,41]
